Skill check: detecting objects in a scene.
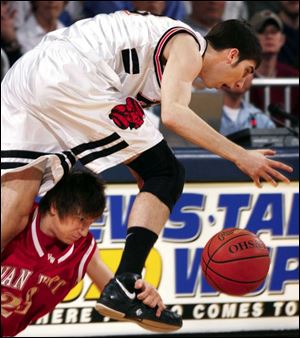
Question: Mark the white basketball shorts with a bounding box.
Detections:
[1,40,163,195]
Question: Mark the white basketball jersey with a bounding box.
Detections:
[1,10,207,194]
[43,10,207,107]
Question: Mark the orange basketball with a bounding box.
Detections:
[201,228,270,296]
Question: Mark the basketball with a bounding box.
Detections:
[201,228,270,296]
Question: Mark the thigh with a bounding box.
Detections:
[1,166,43,249]
[1,166,43,225]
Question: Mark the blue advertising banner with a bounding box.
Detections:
[18,182,299,337]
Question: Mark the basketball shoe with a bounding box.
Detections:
[95,272,182,332]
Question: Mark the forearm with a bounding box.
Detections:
[87,251,114,291]
[162,102,247,163]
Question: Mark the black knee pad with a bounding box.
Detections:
[127,140,185,211]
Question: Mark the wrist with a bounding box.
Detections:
[226,144,248,165]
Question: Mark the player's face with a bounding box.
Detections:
[53,213,97,245]
[201,49,256,90]
[221,73,254,95]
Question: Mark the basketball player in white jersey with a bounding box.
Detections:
[1,10,293,327]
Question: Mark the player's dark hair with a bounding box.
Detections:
[39,171,106,220]
[205,19,262,68]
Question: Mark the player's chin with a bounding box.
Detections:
[62,237,75,245]
[205,82,220,89]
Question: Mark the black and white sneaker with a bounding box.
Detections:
[95,272,182,332]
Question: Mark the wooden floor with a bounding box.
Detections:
[99,331,299,338]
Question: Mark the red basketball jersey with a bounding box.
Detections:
[1,206,96,337]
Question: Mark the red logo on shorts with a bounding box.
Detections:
[109,97,145,130]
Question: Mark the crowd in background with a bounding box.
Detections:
[1,1,299,142]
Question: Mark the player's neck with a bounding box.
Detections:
[39,213,56,238]
[202,44,226,71]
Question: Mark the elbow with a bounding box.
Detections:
[161,105,175,129]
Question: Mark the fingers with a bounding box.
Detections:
[253,163,292,187]
[268,159,293,173]
[265,159,293,184]
[260,172,278,187]
[258,149,277,156]
[135,279,166,317]
[156,300,165,317]
[252,175,262,188]
[265,166,291,184]
[135,279,144,290]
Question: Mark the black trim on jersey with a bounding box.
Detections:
[2,134,128,173]
[122,48,140,74]
[1,162,30,169]
[1,150,49,159]
[122,49,130,73]
[79,141,129,165]
[1,150,75,175]
[71,133,121,155]
[63,151,76,167]
[55,153,71,176]
[202,37,208,58]
[131,48,140,74]
[136,92,160,108]
[153,27,201,88]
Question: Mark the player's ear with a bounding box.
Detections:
[50,203,58,216]
[227,48,239,65]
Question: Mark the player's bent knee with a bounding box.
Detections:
[127,140,185,212]
[144,157,185,211]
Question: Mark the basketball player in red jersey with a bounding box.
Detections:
[1,171,181,337]
[2,11,293,326]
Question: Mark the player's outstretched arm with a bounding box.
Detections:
[160,34,293,187]
[87,250,114,291]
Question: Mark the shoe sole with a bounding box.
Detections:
[95,303,126,321]
[95,303,181,333]
[137,319,182,333]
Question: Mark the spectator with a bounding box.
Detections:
[16,1,67,54]
[246,1,281,20]
[83,1,186,20]
[63,1,85,24]
[223,1,249,21]
[8,1,32,29]
[160,1,186,20]
[132,1,166,15]
[1,1,22,65]
[184,1,226,36]
[220,74,276,136]
[10,1,74,28]
[83,1,131,16]
[278,0,299,69]
[249,10,299,126]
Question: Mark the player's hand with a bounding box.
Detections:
[235,149,293,188]
[135,279,166,317]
